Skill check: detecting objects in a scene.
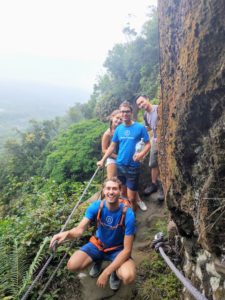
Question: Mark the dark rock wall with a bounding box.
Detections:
[158,0,225,298]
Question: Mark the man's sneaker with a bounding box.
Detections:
[109,271,121,291]
[144,183,158,195]
[89,261,102,278]
[137,200,147,211]
[157,188,165,202]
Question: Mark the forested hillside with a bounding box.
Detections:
[0,81,89,153]
[0,7,161,299]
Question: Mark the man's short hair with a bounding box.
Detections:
[136,95,149,101]
[103,177,122,190]
[119,101,133,112]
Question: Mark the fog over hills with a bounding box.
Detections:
[0,80,90,148]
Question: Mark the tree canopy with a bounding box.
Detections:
[43,119,106,183]
[93,7,159,118]
[0,6,160,299]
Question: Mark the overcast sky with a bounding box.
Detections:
[0,0,157,94]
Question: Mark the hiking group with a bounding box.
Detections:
[50,96,164,291]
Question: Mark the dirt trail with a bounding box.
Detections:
[78,192,166,300]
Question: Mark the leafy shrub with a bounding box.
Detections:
[43,119,107,183]
[136,253,182,300]
[0,238,49,299]
[133,216,182,300]
[0,176,100,299]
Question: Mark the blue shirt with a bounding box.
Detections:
[112,122,150,167]
[85,200,136,248]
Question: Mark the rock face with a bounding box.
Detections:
[158,0,225,299]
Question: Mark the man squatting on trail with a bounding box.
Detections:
[50,177,136,290]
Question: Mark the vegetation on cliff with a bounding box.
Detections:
[0,7,183,299]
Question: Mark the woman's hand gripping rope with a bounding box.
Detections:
[97,159,104,168]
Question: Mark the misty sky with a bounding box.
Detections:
[0,0,157,94]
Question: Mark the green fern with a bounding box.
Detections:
[0,237,49,299]
[9,240,28,296]
[0,240,12,297]
[17,237,49,297]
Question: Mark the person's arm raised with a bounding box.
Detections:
[97,141,117,168]
[102,131,117,159]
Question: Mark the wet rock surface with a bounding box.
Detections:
[158,0,225,298]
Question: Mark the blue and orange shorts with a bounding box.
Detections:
[80,242,123,262]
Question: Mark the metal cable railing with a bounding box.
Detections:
[152,232,208,300]
[21,167,100,300]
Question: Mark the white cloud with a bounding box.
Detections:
[0,0,157,91]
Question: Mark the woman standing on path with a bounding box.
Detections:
[101,110,122,179]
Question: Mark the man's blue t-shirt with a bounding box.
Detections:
[85,200,136,249]
[112,122,150,167]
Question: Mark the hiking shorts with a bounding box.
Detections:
[80,242,122,262]
[116,164,140,191]
[149,141,158,168]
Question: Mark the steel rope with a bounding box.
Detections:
[158,246,208,300]
[21,255,54,300]
[21,166,100,300]
[37,241,76,300]
[60,166,100,232]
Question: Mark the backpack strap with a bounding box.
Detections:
[118,204,128,227]
[119,196,131,208]
[97,200,128,230]
[96,200,105,225]
[89,236,123,253]
[90,200,129,252]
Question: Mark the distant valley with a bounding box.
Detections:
[0,80,90,151]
